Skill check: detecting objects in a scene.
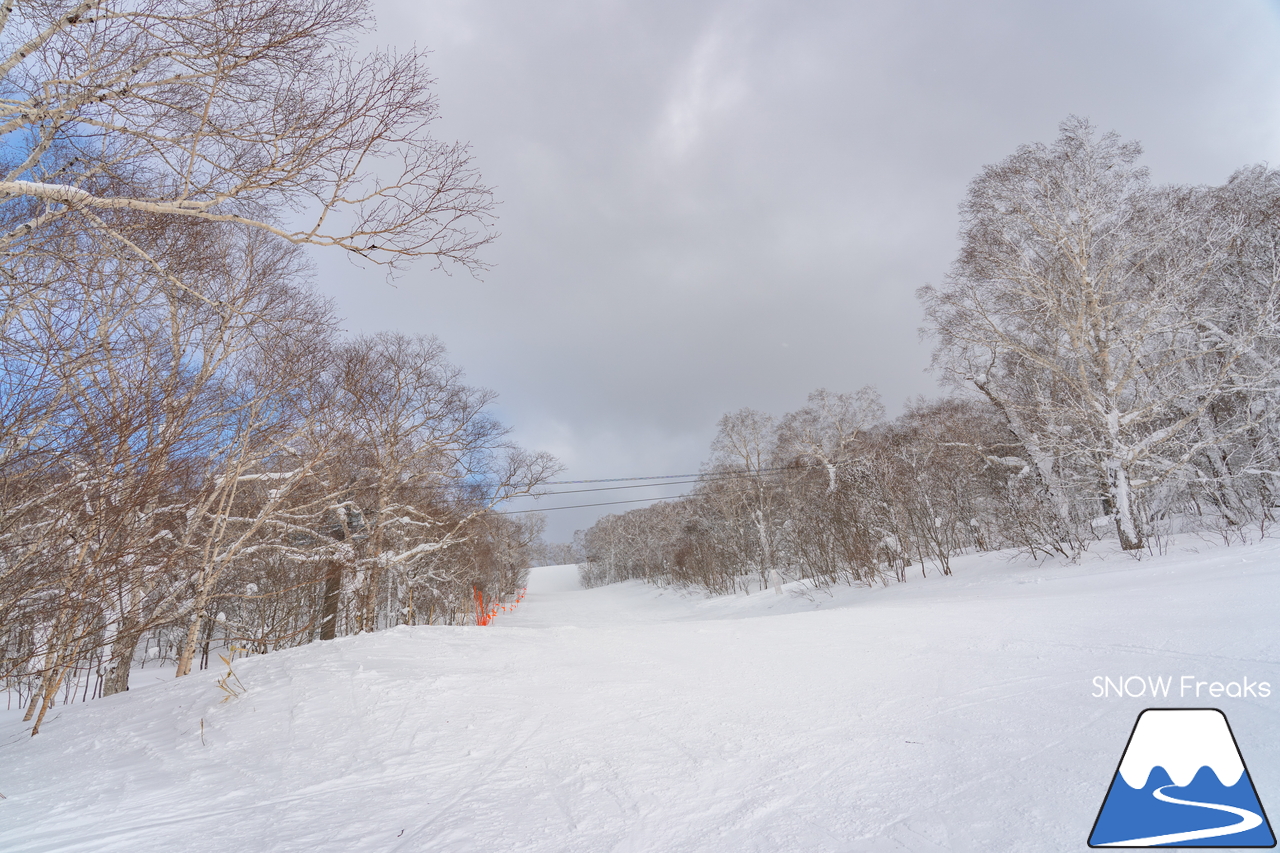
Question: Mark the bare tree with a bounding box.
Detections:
[707,408,785,591]
[297,333,557,637]
[0,0,517,734]
[0,0,495,280]
[0,218,337,732]
[776,387,884,493]
[920,117,1275,550]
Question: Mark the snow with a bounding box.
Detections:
[3,538,1280,851]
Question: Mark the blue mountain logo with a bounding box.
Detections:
[1089,708,1275,847]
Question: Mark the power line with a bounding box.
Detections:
[540,472,704,485]
[539,465,797,486]
[440,465,805,497]
[504,468,792,499]
[507,479,702,497]
[499,493,696,515]
[495,465,823,513]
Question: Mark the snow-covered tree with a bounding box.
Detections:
[707,408,784,591]
[0,0,494,279]
[920,117,1280,550]
[303,333,557,637]
[776,387,884,493]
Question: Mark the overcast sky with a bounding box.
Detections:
[313,0,1280,542]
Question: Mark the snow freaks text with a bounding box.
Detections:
[1092,676,1272,700]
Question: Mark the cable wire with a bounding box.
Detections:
[499,493,697,515]
[503,468,792,498]
[494,465,826,513]
[539,465,798,486]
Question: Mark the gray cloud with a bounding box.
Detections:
[317,0,1280,540]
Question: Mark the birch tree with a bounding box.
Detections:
[776,387,884,493]
[707,408,784,591]
[0,0,495,280]
[920,117,1274,550]
[303,333,557,637]
[0,0,512,732]
[0,223,334,733]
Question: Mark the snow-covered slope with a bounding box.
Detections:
[3,538,1279,852]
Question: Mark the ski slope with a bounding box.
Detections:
[2,537,1279,851]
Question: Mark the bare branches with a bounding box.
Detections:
[0,2,544,734]
[922,118,1280,550]
[0,0,495,276]
[580,120,1280,589]
[578,392,1033,594]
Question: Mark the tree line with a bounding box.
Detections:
[0,0,555,733]
[576,391,1051,592]
[578,119,1280,592]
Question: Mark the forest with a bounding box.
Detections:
[578,119,1280,593]
[4,0,1280,740]
[0,0,556,734]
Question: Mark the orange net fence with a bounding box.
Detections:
[473,586,527,626]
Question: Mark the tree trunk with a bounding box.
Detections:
[29,664,67,736]
[1107,463,1143,551]
[102,631,141,697]
[974,380,1075,533]
[1196,413,1246,525]
[319,559,343,640]
[175,610,204,678]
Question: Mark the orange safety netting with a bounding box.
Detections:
[473,586,527,626]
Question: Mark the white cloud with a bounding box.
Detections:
[655,20,749,160]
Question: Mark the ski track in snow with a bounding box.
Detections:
[2,540,1279,851]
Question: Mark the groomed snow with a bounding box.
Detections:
[3,537,1279,851]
